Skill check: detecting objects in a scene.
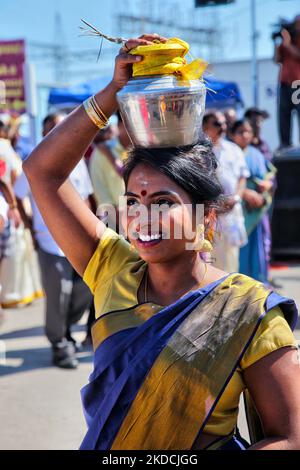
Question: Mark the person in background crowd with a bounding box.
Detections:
[0,120,22,229]
[0,161,21,322]
[0,167,8,231]
[274,15,300,149]
[0,178,21,229]
[203,111,248,272]
[0,192,8,236]
[244,107,278,285]
[83,121,115,163]
[0,189,8,327]
[0,118,21,184]
[244,107,273,161]
[9,116,34,162]
[0,163,21,258]
[224,107,237,139]
[0,118,37,308]
[14,113,93,369]
[230,120,274,284]
[89,111,129,219]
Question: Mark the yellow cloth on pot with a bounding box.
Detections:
[130,37,208,81]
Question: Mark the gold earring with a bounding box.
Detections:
[194,224,213,253]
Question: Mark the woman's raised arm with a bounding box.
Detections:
[23,35,163,275]
[24,82,121,276]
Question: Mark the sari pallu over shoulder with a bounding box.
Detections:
[80,273,298,450]
[80,275,228,449]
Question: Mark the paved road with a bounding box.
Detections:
[1,264,300,450]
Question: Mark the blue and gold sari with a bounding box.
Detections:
[80,273,297,450]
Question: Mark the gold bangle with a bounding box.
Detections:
[83,99,106,128]
[91,96,109,123]
[89,98,107,125]
[87,95,108,125]
[83,99,99,127]
[83,97,108,129]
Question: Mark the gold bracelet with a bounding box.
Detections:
[83,97,108,129]
[90,96,109,123]
[83,98,107,128]
[89,98,107,126]
[83,99,102,128]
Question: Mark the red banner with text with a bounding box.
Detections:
[0,39,26,114]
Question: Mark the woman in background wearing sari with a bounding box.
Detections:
[231,120,274,285]
[0,117,43,308]
[23,35,300,450]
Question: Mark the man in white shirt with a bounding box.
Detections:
[203,111,249,272]
[14,113,93,369]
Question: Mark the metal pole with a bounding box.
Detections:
[250,0,259,106]
[23,62,38,146]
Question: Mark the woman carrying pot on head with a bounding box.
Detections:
[23,34,300,450]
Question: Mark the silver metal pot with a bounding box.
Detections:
[116,75,206,148]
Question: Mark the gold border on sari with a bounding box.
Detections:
[91,303,162,352]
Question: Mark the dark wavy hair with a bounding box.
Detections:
[123,139,226,215]
[231,119,253,135]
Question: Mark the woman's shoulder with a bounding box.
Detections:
[83,227,142,294]
[205,270,270,303]
[220,271,268,291]
[224,274,298,371]
[240,305,298,370]
[217,272,297,326]
[203,270,298,371]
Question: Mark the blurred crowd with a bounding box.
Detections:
[0,104,282,369]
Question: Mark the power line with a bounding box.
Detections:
[116,0,223,60]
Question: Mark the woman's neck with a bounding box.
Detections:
[146,252,205,306]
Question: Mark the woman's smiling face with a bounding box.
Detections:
[122,163,200,264]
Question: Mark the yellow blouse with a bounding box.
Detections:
[83,228,298,437]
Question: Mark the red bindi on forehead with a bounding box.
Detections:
[141,190,147,196]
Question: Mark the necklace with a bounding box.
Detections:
[144,263,208,303]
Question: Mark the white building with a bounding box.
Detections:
[210,57,299,151]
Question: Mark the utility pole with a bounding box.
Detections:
[54,11,68,84]
[250,0,259,106]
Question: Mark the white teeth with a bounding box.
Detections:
[139,233,162,242]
